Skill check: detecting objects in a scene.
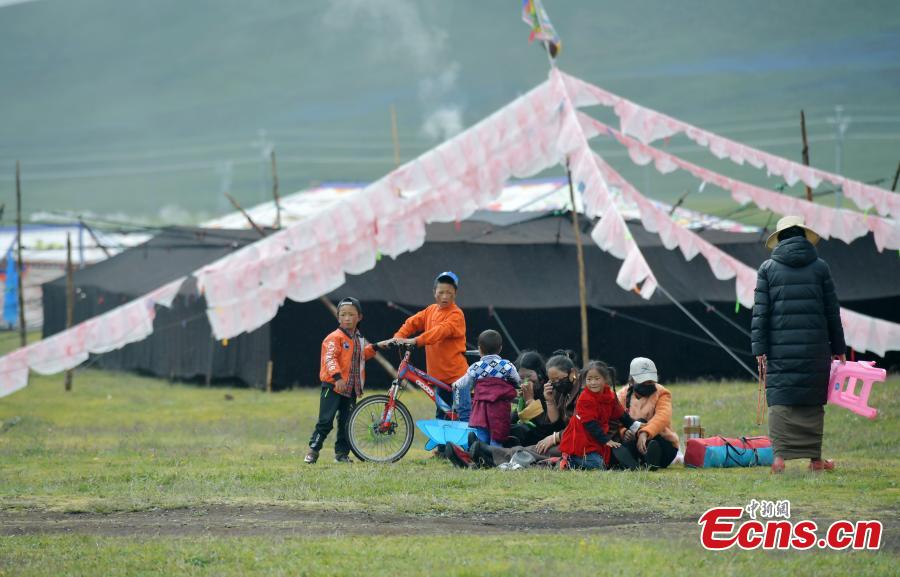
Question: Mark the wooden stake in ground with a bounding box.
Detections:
[265,360,273,393]
[65,233,75,391]
[566,159,589,365]
[801,110,813,201]
[270,150,281,229]
[205,336,215,387]
[15,161,26,346]
[390,105,401,168]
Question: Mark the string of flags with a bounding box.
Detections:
[522,0,561,58]
[0,66,898,398]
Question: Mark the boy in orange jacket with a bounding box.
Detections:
[379,271,468,419]
[306,297,377,464]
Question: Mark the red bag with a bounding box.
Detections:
[684,436,773,468]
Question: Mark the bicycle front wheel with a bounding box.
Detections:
[348,394,415,463]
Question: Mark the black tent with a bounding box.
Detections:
[42,227,271,386]
[43,214,900,388]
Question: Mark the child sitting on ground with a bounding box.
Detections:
[558,361,637,470]
[447,330,519,457]
[305,297,377,464]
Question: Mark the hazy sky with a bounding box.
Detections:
[0,0,41,8]
[1,0,898,222]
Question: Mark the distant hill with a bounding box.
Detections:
[1,0,898,225]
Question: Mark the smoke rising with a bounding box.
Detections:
[323,0,464,141]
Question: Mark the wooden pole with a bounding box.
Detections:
[270,149,281,229]
[64,233,74,391]
[15,161,26,347]
[800,110,813,201]
[891,161,900,192]
[390,105,401,168]
[668,189,691,216]
[205,336,215,386]
[225,192,267,237]
[79,219,112,258]
[265,360,273,393]
[565,159,589,365]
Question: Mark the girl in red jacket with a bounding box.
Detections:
[559,361,636,470]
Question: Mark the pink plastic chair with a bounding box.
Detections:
[828,360,884,420]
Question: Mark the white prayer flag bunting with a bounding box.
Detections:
[0,70,898,399]
[0,276,186,398]
[559,71,900,218]
[577,113,899,252]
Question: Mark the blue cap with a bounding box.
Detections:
[435,271,459,288]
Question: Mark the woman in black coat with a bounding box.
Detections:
[751,216,846,474]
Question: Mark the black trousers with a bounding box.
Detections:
[507,423,552,448]
[308,384,356,455]
[612,437,678,470]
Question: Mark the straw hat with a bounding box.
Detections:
[765,216,820,250]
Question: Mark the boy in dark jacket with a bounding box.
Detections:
[751,216,846,474]
[450,330,520,451]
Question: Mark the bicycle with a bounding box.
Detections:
[347,343,457,463]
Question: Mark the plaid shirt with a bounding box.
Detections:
[453,354,521,392]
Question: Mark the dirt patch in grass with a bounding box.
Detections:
[0,506,697,538]
[2,506,896,553]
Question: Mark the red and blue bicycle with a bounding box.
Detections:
[347,343,457,463]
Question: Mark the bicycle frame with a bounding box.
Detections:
[379,348,455,430]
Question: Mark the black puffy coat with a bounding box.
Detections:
[751,236,845,406]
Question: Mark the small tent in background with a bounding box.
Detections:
[42,211,900,389]
[0,223,149,330]
[42,228,268,386]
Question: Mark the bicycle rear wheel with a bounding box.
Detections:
[348,394,415,463]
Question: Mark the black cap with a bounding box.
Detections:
[337,297,362,315]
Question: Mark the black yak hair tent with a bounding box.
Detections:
[43,214,900,388]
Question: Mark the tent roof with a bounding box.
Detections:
[202,178,759,234]
[45,227,264,296]
[0,224,150,266]
[49,215,898,310]
[329,213,896,309]
[436,211,763,247]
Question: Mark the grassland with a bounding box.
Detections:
[0,370,897,518]
[2,533,896,577]
[0,365,896,575]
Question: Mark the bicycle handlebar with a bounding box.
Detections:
[381,340,415,352]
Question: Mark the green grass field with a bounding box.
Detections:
[0,366,896,575]
[2,534,896,577]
